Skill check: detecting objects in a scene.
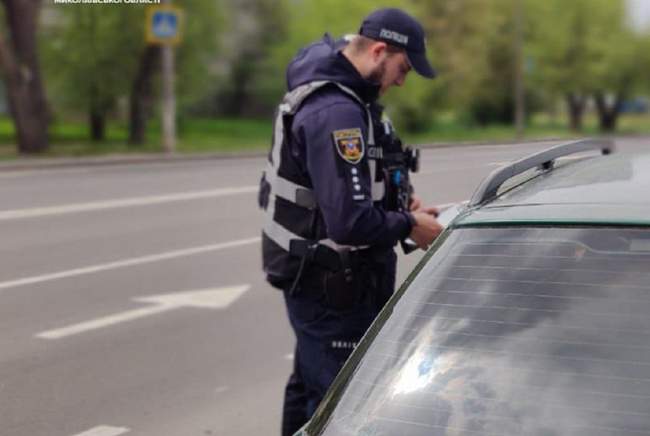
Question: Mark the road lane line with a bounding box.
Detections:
[0,237,260,291]
[0,201,460,293]
[71,426,130,436]
[0,186,257,221]
[38,305,175,339]
[36,285,250,339]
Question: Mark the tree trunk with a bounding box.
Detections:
[128,45,160,145]
[88,82,106,141]
[565,93,586,132]
[89,107,105,141]
[594,91,623,133]
[223,52,256,116]
[0,0,49,154]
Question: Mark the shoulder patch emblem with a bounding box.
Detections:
[332,128,364,164]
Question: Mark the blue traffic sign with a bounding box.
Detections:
[152,11,178,38]
[146,6,183,45]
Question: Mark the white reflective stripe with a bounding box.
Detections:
[368,159,385,201]
[265,162,314,207]
[366,110,375,145]
[267,171,314,207]
[263,189,303,252]
[279,102,291,114]
[270,82,331,177]
[264,219,368,253]
[383,121,391,136]
[278,179,313,206]
[264,193,367,253]
[271,110,285,169]
[264,201,367,252]
[263,220,303,252]
[284,81,330,112]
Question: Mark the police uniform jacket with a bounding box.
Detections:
[260,35,415,287]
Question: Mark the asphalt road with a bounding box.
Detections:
[0,137,646,436]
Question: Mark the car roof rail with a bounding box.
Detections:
[469,138,615,207]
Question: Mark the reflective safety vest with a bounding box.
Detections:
[259,80,386,283]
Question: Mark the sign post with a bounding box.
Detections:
[146,3,183,154]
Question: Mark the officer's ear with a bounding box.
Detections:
[368,41,389,63]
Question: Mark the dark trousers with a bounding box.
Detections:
[280,254,396,435]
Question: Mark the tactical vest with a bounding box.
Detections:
[259,80,386,283]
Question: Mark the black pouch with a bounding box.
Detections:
[323,266,363,311]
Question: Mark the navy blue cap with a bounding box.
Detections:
[359,8,436,79]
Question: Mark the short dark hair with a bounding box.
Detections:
[348,35,404,56]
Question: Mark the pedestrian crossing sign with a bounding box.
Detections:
[146,5,184,46]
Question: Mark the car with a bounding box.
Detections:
[296,139,650,436]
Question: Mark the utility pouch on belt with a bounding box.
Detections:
[289,240,363,310]
[323,262,361,311]
[289,240,341,272]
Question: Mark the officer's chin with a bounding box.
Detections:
[379,80,401,96]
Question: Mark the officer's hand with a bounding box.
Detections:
[409,195,422,212]
[419,205,440,217]
[409,196,440,217]
[409,211,444,250]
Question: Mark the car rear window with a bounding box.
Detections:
[313,227,650,436]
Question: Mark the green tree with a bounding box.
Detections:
[527,0,646,132]
[527,0,597,131]
[128,45,160,145]
[415,0,539,128]
[43,1,220,144]
[416,0,495,123]
[465,0,520,125]
[215,0,289,117]
[589,1,649,131]
[43,4,141,141]
[262,0,436,130]
[0,0,50,153]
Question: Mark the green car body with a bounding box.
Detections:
[297,141,650,436]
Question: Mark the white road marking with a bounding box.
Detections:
[0,186,257,221]
[0,171,36,179]
[0,167,99,179]
[284,353,294,361]
[36,285,250,339]
[71,426,130,436]
[0,237,260,292]
[215,386,230,394]
[0,160,205,179]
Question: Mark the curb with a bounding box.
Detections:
[0,134,641,172]
[0,149,268,171]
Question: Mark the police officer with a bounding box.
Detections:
[258,8,443,435]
